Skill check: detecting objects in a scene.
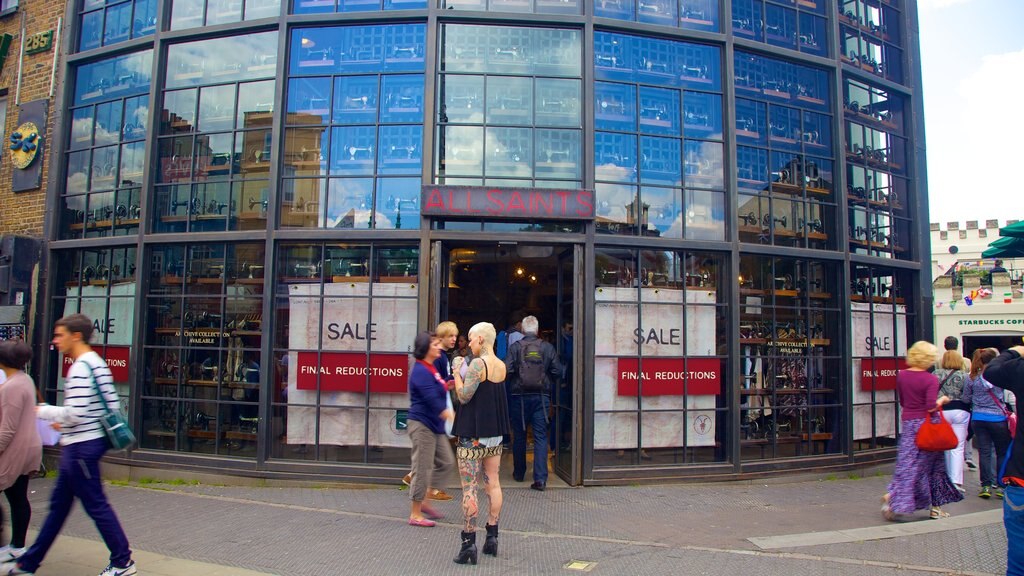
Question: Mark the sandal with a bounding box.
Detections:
[929,507,949,519]
[881,503,895,521]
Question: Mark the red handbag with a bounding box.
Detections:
[916,411,958,452]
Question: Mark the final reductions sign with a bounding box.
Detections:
[62,283,135,383]
[421,185,596,220]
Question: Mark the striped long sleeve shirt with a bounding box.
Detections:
[38,350,120,446]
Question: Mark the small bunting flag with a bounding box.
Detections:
[950,300,958,310]
[965,295,974,306]
[1007,292,1015,304]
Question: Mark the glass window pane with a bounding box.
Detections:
[70,108,94,150]
[378,125,422,176]
[536,129,580,179]
[237,80,275,129]
[376,178,420,230]
[327,178,374,228]
[333,76,379,125]
[638,87,680,136]
[639,136,681,186]
[162,89,198,135]
[684,140,723,189]
[287,77,331,125]
[684,92,722,140]
[330,126,377,175]
[595,82,636,132]
[486,127,532,178]
[486,77,532,126]
[440,75,484,124]
[535,78,580,128]
[380,75,424,124]
[198,85,236,133]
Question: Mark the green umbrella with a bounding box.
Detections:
[998,220,1024,238]
[983,236,1024,258]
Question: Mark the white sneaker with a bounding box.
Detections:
[0,559,32,575]
[0,547,25,563]
[98,561,136,576]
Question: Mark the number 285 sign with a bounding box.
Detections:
[25,31,53,55]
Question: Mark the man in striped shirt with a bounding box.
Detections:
[2,314,136,576]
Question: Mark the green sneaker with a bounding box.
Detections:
[979,485,992,499]
[995,487,1005,500]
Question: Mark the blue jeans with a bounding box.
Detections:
[1006,485,1024,576]
[18,438,132,572]
[510,394,549,485]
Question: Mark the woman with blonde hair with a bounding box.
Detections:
[882,341,963,520]
[450,322,508,565]
[933,348,971,492]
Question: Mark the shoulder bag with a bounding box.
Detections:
[916,410,958,452]
[84,362,136,450]
[985,387,1018,439]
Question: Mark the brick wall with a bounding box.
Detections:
[0,3,66,238]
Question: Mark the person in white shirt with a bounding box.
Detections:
[2,314,136,576]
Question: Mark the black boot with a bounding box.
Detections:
[483,523,498,556]
[453,530,478,565]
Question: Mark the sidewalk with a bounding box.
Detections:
[18,464,1007,576]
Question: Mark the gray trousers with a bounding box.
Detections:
[408,419,455,502]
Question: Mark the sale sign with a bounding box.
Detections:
[61,345,130,382]
[295,351,408,393]
[859,357,909,392]
[616,357,721,396]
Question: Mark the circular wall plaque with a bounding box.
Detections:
[9,121,41,169]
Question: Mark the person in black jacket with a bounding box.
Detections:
[505,315,562,491]
[980,345,1024,576]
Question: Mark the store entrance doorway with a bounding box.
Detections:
[962,333,1024,362]
[433,241,580,485]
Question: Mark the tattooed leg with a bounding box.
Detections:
[482,453,503,526]
[458,456,481,531]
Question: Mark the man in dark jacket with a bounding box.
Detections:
[505,315,562,491]
[981,344,1024,576]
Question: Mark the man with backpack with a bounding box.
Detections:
[505,315,562,491]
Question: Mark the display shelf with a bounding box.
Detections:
[225,430,257,441]
[233,330,263,337]
[808,291,832,300]
[738,225,763,236]
[187,429,219,440]
[330,275,370,283]
[850,295,905,304]
[740,388,835,396]
[234,278,265,285]
[773,289,799,297]
[739,338,768,345]
[153,377,178,385]
[740,288,766,296]
[799,231,828,242]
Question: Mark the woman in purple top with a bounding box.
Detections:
[882,341,963,520]
[406,332,455,527]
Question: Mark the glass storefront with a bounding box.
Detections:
[43,0,929,484]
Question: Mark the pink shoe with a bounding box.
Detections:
[408,517,436,527]
[421,504,445,520]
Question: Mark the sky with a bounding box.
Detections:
[917,0,1024,226]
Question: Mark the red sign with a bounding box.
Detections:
[617,357,721,396]
[296,352,408,393]
[61,346,130,382]
[859,357,908,391]
[421,185,595,220]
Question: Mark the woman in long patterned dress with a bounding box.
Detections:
[882,341,964,520]
[450,322,509,565]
